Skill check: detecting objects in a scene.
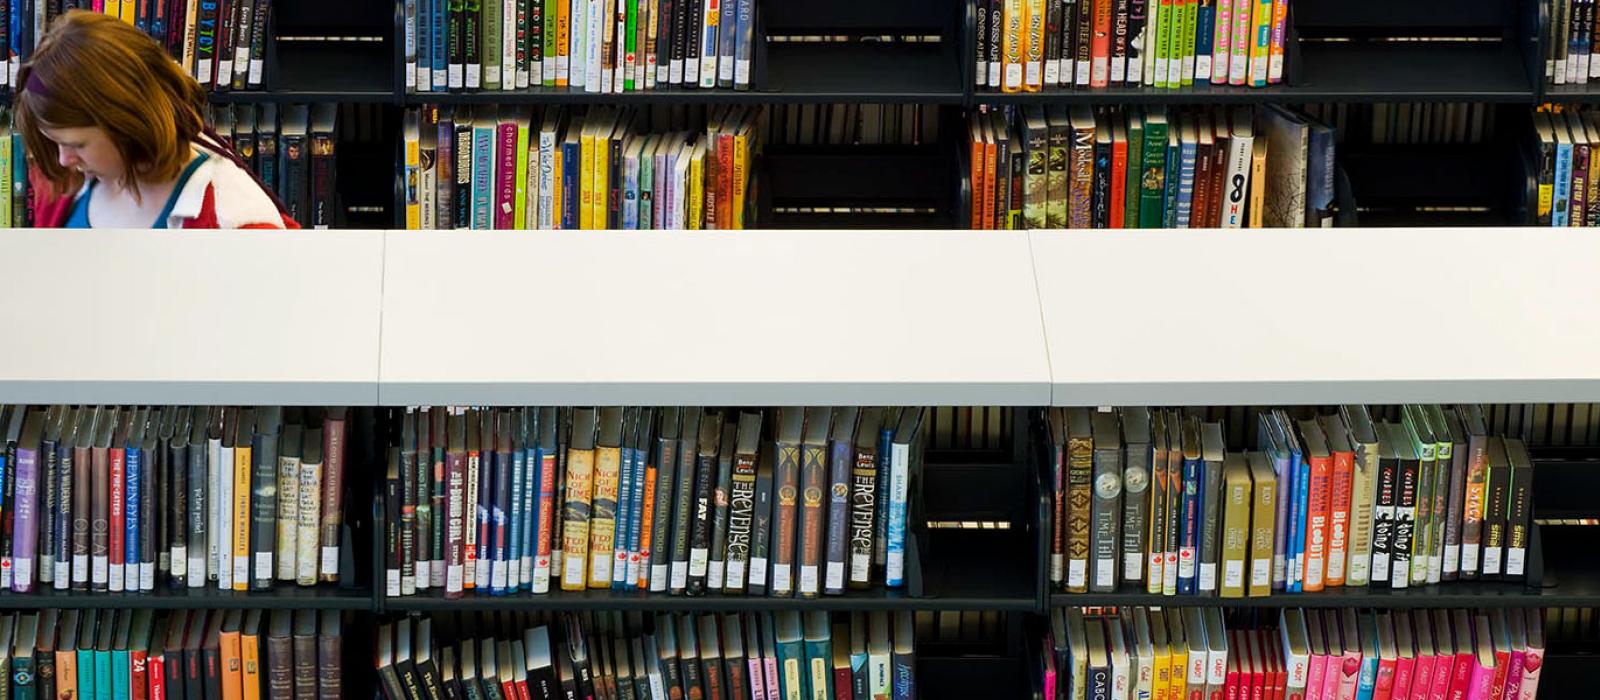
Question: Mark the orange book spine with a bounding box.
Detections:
[970,123,986,228]
[636,465,658,589]
[1110,134,1127,228]
[221,627,244,700]
[1091,0,1114,86]
[1326,448,1354,587]
[1303,452,1332,592]
[718,131,735,229]
[983,136,998,230]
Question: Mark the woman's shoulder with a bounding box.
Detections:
[170,144,300,230]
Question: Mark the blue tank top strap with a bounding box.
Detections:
[152,152,210,228]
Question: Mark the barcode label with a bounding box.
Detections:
[825,563,844,591]
[690,548,709,577]
[1251,559,1270,588]
[800,565,819,594]
[1199,563,1217,591]
[1096,559,1115,589]
[1225,560,1244,590]
[749,557,768,587]
[321,547,339,575]
[773,564,792,593]
[1507,548,1526,576]
[387,570,401,597]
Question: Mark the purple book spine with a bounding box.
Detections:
[496,120,518,229]
[13,444,36,592]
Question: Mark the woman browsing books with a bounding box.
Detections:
[16,11,295,229]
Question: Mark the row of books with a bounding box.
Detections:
[403,0,757,93]
[0,608,342,700]
[0,405,351,594]
[379,610,915,700]
[1530,105,1600,227]
[383,406,926,599]
[400,104,759,230]
[0,1,272,92]
[208,104,340,230]
[1045,404,1532,597]
[1045,606,1544,700]
[1297,103,1497,147]
[976,0,1289,91]
[965,104,1335,230]
[1547,0,1598,86]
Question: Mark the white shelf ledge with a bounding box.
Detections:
[1032,228,1600,406]
[0,230,385,405]
[377,230,1053,406]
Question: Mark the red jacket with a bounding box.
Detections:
[30,143,300,229]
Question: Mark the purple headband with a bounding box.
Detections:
[20,71,49,97]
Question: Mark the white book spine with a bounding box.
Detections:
[587,0,605,91]
[571,0,588,88]
[216,445,233,590]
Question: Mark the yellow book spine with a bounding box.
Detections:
[1152,647,1170,700]
[1247,138,1267,228]
[732,128,749,229]
[580,130,596,230]
[405,125,421,230]
[233,446,252,592]
[514,120,530,230]
[560,448,595,591]
[558,0,572,86]
[587,445,621,588]
[595,134,611,229]
[1002,0,1024,92]
[688,148,705,230]
[0,133,12,227]
[1221,455,1251,599]
[1249,455,1278,597]
[1025,0,1045,91]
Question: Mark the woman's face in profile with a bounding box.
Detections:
[40,125,123,184]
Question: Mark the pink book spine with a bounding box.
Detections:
[1518,647,1542,700]
[1337,652,1362,700]
[496,122,518,229]
[1306,655,1327,700]
[1449,653,1474,700]
[1466,658,1495,700]
[747,658,764,700]
[1393,657,1415,700]
[763,656,780,700]
[1429,654,1452,700]
[1045,665,1057,700]
[1410,656,1434,700]
[1320,653,1342,700]
[1499,651,1523,700]
[1228,667,1242,700]
[1212,0,1233,83]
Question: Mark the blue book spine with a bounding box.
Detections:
[718,0,738,85]
[76,649,93,700]
[622,155,639,230]
[1162,139,1181,228]
[1178,455,1201,595]
[508,444,525,591]
[734,0,755,88]
[1355,650,1378,700]
[1286,450,1302,593]
[522,445,539,589]
[472,124,494,228]
[93,647,110,700]
[1175,138,1197,227]
[628,444,647,589]
[613,446,634,589]
[561,140,581,229]
[111,649,128,700]
[1293,448,1310,592]
[1195,1,1214,78]
[875,424,895,571]
[125,447,141,590]
[433,0,448,84]
[415,0,430,90]
[1555,141,1574,226]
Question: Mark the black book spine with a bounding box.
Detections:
[40,437,57,588]
[454,121,473,227]
[670,0,689,84]
[1092,132,1111,228]
[251,431,278,590]
[1127,0,1145,85]
[682,0,701,83]
[186,439,207,588]
[749,456,774,595]
[975,0,990,87]
[1074,0,1092,84]
[140,437,156,588]
[448,0,466,88]
[687,450,716,596]
[669,436,698,594]
[54,442,73,589]
[464,0,482,87]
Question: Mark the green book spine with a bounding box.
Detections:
[1155,0,1173,88]
[1162,132,1180,228]
[484,0,503,89]
[1137,116,1168,228]
[543,0,558,85]
[514,119,530,228]
[1182,0,1198,86]
[625,0,639,90]
[1125,116,1143,227]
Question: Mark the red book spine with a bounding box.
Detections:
[717,131,735,229]
[1304,452,1332,592]
[1192,141,1213,228]
[131,649,149,700]
[1090,0,1114,85]
[1375,657,1397,700]
[151,652,165,700]
[834,667,853,700]
[1488,650,1511,700]
[516,676,532,700]
[501,677,518,700]
[1110,135,1128,228]
[109,448,126,590]
[1448,652,1473,700]
[1394,656,1415,700]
